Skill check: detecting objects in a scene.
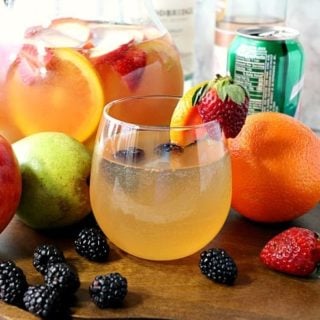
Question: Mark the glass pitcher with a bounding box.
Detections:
[0,0,184,146]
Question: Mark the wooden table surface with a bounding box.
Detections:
[0,205,319,320]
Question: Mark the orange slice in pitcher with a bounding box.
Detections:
[8,47,104,142]
[170,81,208,147]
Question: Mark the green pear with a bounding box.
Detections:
[13,132,92,229]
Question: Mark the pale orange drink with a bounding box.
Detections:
[0,17,183,145]
[90,96,232,260]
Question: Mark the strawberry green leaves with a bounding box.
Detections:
[192,82,209,106]
[218,83,247,105]
[191,75,248,107]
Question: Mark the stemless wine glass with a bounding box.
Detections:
[0,0,183,146]
[90,95,232,261]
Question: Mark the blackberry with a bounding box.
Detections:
[0,260,28,306]
[154,142,184,155]
[44,262,80,295]
[33,244,65,275]
[114,147,145,163]
[89,273,127,308]
[199,248,237,285]
[74,227,110,262]
[23,285,64,319]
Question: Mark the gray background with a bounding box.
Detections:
[287,0,320,131]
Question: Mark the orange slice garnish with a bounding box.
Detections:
[7,47,104,142]
[170,81,208,146]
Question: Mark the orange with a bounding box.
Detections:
[7,47,104,142]
[228,112,320,223]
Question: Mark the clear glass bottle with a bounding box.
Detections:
[193,0,214,84]
[213,0,288,75]
[0,0,183,146]
[152,0,196,91]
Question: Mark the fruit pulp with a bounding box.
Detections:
[0,20,183,144]
[90,131,232,260]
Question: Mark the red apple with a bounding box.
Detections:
[0,135,22,233]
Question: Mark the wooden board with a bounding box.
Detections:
[0,206,319,320]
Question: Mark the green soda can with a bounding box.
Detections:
[227,26,304,116]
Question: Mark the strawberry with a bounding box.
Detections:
[94,40,146,90]
[260,227,320,277]
[193,75,249,138]
[17,44,53,85]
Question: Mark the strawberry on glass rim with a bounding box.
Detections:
[170,75,249,147]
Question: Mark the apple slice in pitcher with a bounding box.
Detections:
[89,25,144,57]
[25,17,92,49]
[50,18,92,45]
